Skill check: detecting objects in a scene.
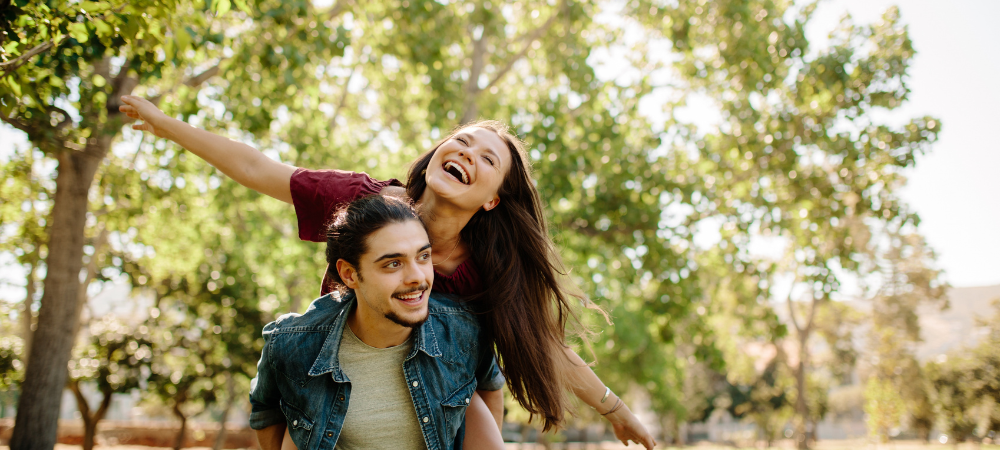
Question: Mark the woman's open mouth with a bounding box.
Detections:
[443,161,470,185]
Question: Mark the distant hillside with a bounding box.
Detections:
[916,284,1000,360]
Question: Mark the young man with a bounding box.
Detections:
[249,195,504,450]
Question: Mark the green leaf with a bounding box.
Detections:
[215,0,231,16]
[80,1,110,13]
[232,0,252,14]
[175,27,191,52]
[93,20,113,38]
[8,80,21,97]
[68,23,89,43]
[3,41,19,56]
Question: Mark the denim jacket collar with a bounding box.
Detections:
[307,293,442,380]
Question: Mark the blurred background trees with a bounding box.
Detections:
[1,0,994,448]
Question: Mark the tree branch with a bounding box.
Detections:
[1,3,127,80]
[327,0,351,21]
[0,40,57,79]
[786,284,803,334]
[0,113,40,136]
[146,63,223,107]
[482,0,566,92]
[95,387,114,422]
[329,64,358,130]
[459,29,488,124]
[69,379,92,419]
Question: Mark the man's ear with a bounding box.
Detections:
[336,259,361,289]
[482,196,500,211]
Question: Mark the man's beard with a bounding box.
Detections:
[384,310,428,328]
[361,283,429,328]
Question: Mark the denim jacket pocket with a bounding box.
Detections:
[280,399,315,448]
[441,377,477,435]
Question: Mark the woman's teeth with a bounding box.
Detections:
[443,161,469,184]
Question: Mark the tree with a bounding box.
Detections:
[0,147,49,369]
[619,1,942,446]
[860,230,946,442]
[1,1,234,446]
[67,316,154,450]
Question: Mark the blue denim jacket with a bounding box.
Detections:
[249,292,503,450]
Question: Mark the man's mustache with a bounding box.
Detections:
[393,284,430,296]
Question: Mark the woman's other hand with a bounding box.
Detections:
[606,403,656,449]
[119,95,170,138]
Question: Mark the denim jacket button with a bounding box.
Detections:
[412,381,419,387]
[423,416,429,423]
[465,398,470,404]
[293,420,298,426]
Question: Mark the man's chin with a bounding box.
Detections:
[385,311,429,328]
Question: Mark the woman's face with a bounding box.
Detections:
[424,127,512,212]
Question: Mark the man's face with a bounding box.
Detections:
[344,220,434,328]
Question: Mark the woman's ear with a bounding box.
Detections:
[483,196,500,211]
[336,259,361,289]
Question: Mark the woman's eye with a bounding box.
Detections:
[483,155,494,166]
[458,137,468,145]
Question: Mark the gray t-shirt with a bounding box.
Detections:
[336,325,428,450]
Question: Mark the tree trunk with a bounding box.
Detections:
[20,259,36,366]
[10,143,109,450]
[69,379,114,450]
[660,414,677,446]
[459,26,487,125]
[795,330,810,450]
[173,399,189,450]
[212,373,237,450]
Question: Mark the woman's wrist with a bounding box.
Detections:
[156,114,184,141]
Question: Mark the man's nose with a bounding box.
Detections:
[403,261,428,284]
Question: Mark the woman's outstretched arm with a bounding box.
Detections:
[564,347,657,449]
[119,95,297,203]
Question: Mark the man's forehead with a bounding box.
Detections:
[362,221,431,261]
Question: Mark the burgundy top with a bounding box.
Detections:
[290,168,484,297]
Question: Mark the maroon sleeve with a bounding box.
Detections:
[290,168,403,242]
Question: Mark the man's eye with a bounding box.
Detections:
[386,261,401,268]
[419,252,432,261]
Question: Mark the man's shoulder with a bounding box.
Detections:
[267,294,350,333]
[427,293,475,315]
[426,293,481,338]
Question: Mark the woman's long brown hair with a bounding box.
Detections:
[407,120,582,430]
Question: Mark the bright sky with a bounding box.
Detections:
[807,0,1000,287]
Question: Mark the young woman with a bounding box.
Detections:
[120,95,656,449]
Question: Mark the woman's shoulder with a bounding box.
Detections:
[291,168,402,197]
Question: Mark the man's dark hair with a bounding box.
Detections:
[325,194,423,293]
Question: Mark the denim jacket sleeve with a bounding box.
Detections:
[249,321,286,430]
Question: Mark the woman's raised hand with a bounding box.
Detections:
[606,403,657,449]
[119,95,170,138]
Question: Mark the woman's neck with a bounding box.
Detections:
[416,190,475,268]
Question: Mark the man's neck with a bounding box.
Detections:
[347,301,413,349]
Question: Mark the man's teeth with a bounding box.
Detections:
[444,161,469,184]
[396,291,423,300]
